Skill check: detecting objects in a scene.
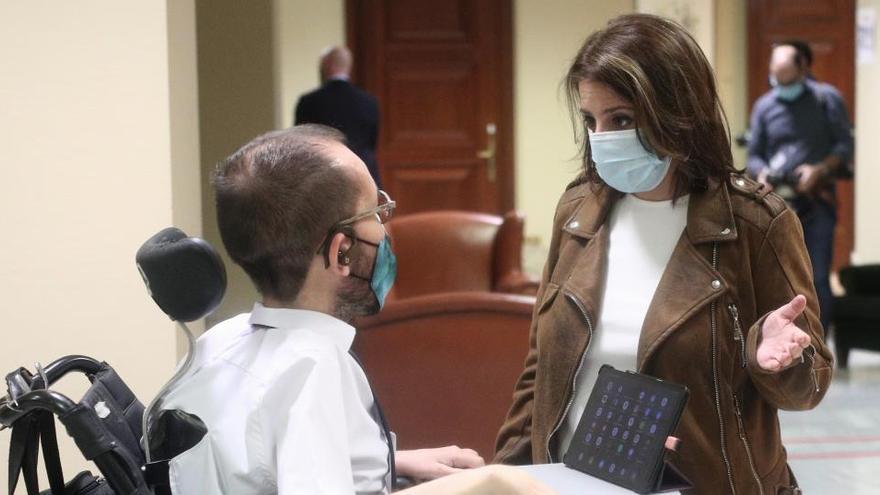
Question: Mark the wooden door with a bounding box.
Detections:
[346,0,514,216]
[747,0,855,271]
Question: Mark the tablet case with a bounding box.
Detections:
[563,365,692,494]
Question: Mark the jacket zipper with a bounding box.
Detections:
[803,344,821,392]
[710,243,737,495]
[545,290,594,463]
[728,304,746,368]
[733,394,765,495]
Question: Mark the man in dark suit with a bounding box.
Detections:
[294,46,382,187]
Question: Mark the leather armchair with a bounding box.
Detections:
[832,264,880,368]
[384,210,537,301]
[352,292,535,460]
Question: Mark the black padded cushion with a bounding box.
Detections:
[833,296,880,321]
[839,264,880,296]
[136,227,226,322]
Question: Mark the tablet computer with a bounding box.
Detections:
[563,365,690,494]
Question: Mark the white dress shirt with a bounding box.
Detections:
[162,303,392,494]
[557,194,689,460]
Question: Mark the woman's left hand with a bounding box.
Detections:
[757,295,813,372]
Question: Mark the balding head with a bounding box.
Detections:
[213,125,360,302]
[319,46,353,82]
[770,44,806,86]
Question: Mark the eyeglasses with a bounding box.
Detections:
[334,190,396,228]
[316,190,396,262]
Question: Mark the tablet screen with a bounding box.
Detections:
[563,365,688,494]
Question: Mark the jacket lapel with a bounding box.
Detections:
[637,233,728,369]
[562,224,610,323]
[558,178,741,368]
[637,179,738,369]
[561,186,617,322]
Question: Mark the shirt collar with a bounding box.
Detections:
[248,303,355,351]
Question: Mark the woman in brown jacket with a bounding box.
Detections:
[494,14,833,494]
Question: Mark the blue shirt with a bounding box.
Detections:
[746,79,852,180]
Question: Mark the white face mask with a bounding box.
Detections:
[589,128,672,193]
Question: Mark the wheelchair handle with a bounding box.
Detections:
[33,355,105,389]
[0,388,77,427]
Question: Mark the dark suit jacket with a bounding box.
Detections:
[294,79,381,187]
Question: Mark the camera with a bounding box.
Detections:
[765,169,798,200]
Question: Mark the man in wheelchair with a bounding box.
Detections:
[159,125,547,494]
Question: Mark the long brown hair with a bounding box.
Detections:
[566,14,734,196]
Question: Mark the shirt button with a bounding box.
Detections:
[711,280,722,290]
[721,227,731,235]
[569,221,580,229]
[735,178,746,187]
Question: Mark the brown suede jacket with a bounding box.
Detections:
[494,173,833,494]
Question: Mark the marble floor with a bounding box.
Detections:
[781,347,880,494]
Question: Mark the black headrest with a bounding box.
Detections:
[136,227,227,322]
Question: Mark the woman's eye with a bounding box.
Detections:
[583,116,596,131]
[614,115,634,128]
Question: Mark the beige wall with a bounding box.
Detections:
[273,0,346,129]
[197,0,276,326]
[714,0,748,170]
[513,0,635,253]
[855,0,880,263]
[192,0,346,325]
[0,0,199,484]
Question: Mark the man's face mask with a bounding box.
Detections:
[589,128,672,193]
[769,74,805,102]
[318,190,398,314]
[347,234,397,309]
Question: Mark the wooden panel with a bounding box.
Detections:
[385,59,478,149]
[386,0,470,42]
[747,0,855,271]
[768,0,839,20]
[347,0,514,215]
[390,164,482,214]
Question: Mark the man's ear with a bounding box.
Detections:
[328,231,353,276]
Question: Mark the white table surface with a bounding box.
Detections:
[516,463,681,495]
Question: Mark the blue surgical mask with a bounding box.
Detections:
[369,235,397,308]
[351,234,397,309]
[589,128,672,193]
[769,75,805,101]
[774,82,804,101]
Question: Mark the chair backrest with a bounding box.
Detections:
[352,292,535,460]
[385,210,528,300]
[839,264,880,296]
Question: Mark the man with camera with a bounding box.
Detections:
[747,40,853,332]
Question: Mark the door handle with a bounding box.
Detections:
[476,123,497,182]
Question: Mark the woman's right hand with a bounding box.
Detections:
[757,295,812,372]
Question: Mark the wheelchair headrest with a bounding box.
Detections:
[136,227,226,322]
